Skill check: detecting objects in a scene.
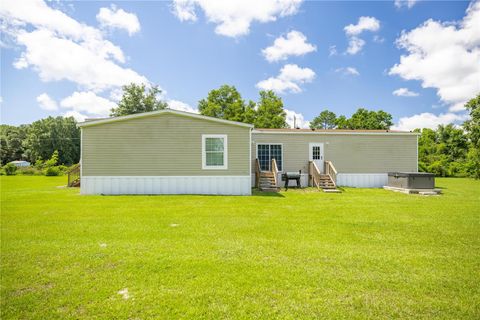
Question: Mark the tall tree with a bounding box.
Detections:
[334,115,349,129]
[198,85,249,123]
[23,117,80,165]
[347,108,393,130]
[110,83,167,117]
[244,100,257,125]
[0,125,27,164]
[310,110,337,129]
[463,94,480,148]
[254,90,287,129]
[463,94,480,178]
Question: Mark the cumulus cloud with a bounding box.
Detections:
[394,0,418,9]
[256,64,315,94]
[393,88,419,97]
[262,30,316,62]
[167,99,198,113]
[96,5,141,36]
[285,109,309,128]
[346,37,365,55]
[1,0,148,93]
[393,112,468,131]
[344,16,380,36]
[60,91,116,116]
[36,93,58,110]
[171,0,303,37]
[63,110,87,122]
[335,67,360,76]
[344,16,380,55]
[389,1,480,112]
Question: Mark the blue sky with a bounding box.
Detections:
[1,0,479,130]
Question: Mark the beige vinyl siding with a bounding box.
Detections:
[82,113,250,176]
[252,132,417,173]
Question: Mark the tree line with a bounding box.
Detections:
[1,83,478,178]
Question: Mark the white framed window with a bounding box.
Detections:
[202,134,228,170]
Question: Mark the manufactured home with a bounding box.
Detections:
[77,109,418,195]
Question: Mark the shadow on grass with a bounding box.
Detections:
[252,189,285,197]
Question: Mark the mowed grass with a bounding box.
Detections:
[1,177,479,319]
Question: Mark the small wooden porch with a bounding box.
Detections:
[254,158,340,192]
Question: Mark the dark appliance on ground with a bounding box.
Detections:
[282,171,301,190]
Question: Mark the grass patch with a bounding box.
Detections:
[1,176,479,319]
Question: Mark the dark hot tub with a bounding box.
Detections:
[388,172,435,189]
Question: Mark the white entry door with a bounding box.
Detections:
[309,143,324,173]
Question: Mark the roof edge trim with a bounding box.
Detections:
[77,109,254,128]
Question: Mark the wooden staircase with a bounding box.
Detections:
[309,161,341,193]
[67,164,80,187]
[255,158,279,192]
[318,174,336,189]
[258,171,279,192]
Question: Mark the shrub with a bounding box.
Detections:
[45,150,59,168]
[45,166,61,176]
[4,163,18,175]
[428,161,448,177]
[57,165,69,174]
[18,167,42,176]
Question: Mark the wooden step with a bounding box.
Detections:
[260,187,279,192]
[323,188,341,193]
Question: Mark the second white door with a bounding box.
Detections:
[309,143,324,173]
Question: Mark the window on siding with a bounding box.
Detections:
[202,135,227,169]
[257,144,282,171]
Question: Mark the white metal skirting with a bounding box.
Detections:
[81,176,252,195]
[336,173,388,188]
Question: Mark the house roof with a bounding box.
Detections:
[253,128,418,135]
[77,109,254,128]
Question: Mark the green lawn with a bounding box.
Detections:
[1,176,479,319]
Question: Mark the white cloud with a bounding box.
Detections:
[335,67,360,76]
[60,91,116,116]
[285,109,309,128]
[329,45,337,56]
[14,29,148,92]
[36,93,58,110]
[346,36,365,55]
[1,0,148,92]
[262,30,316,62]
[344,16,380,36]
[167,99,198,113]
[389,1,480,112]
[393,112,468,131]
[393,88,419,97]
[171,0,303,37]
[96,5,140,36]
[394,0,418,9]
[256,64,315,94]
[109,88,124,102]
[344,16,380,55]
[63,110,87,122]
